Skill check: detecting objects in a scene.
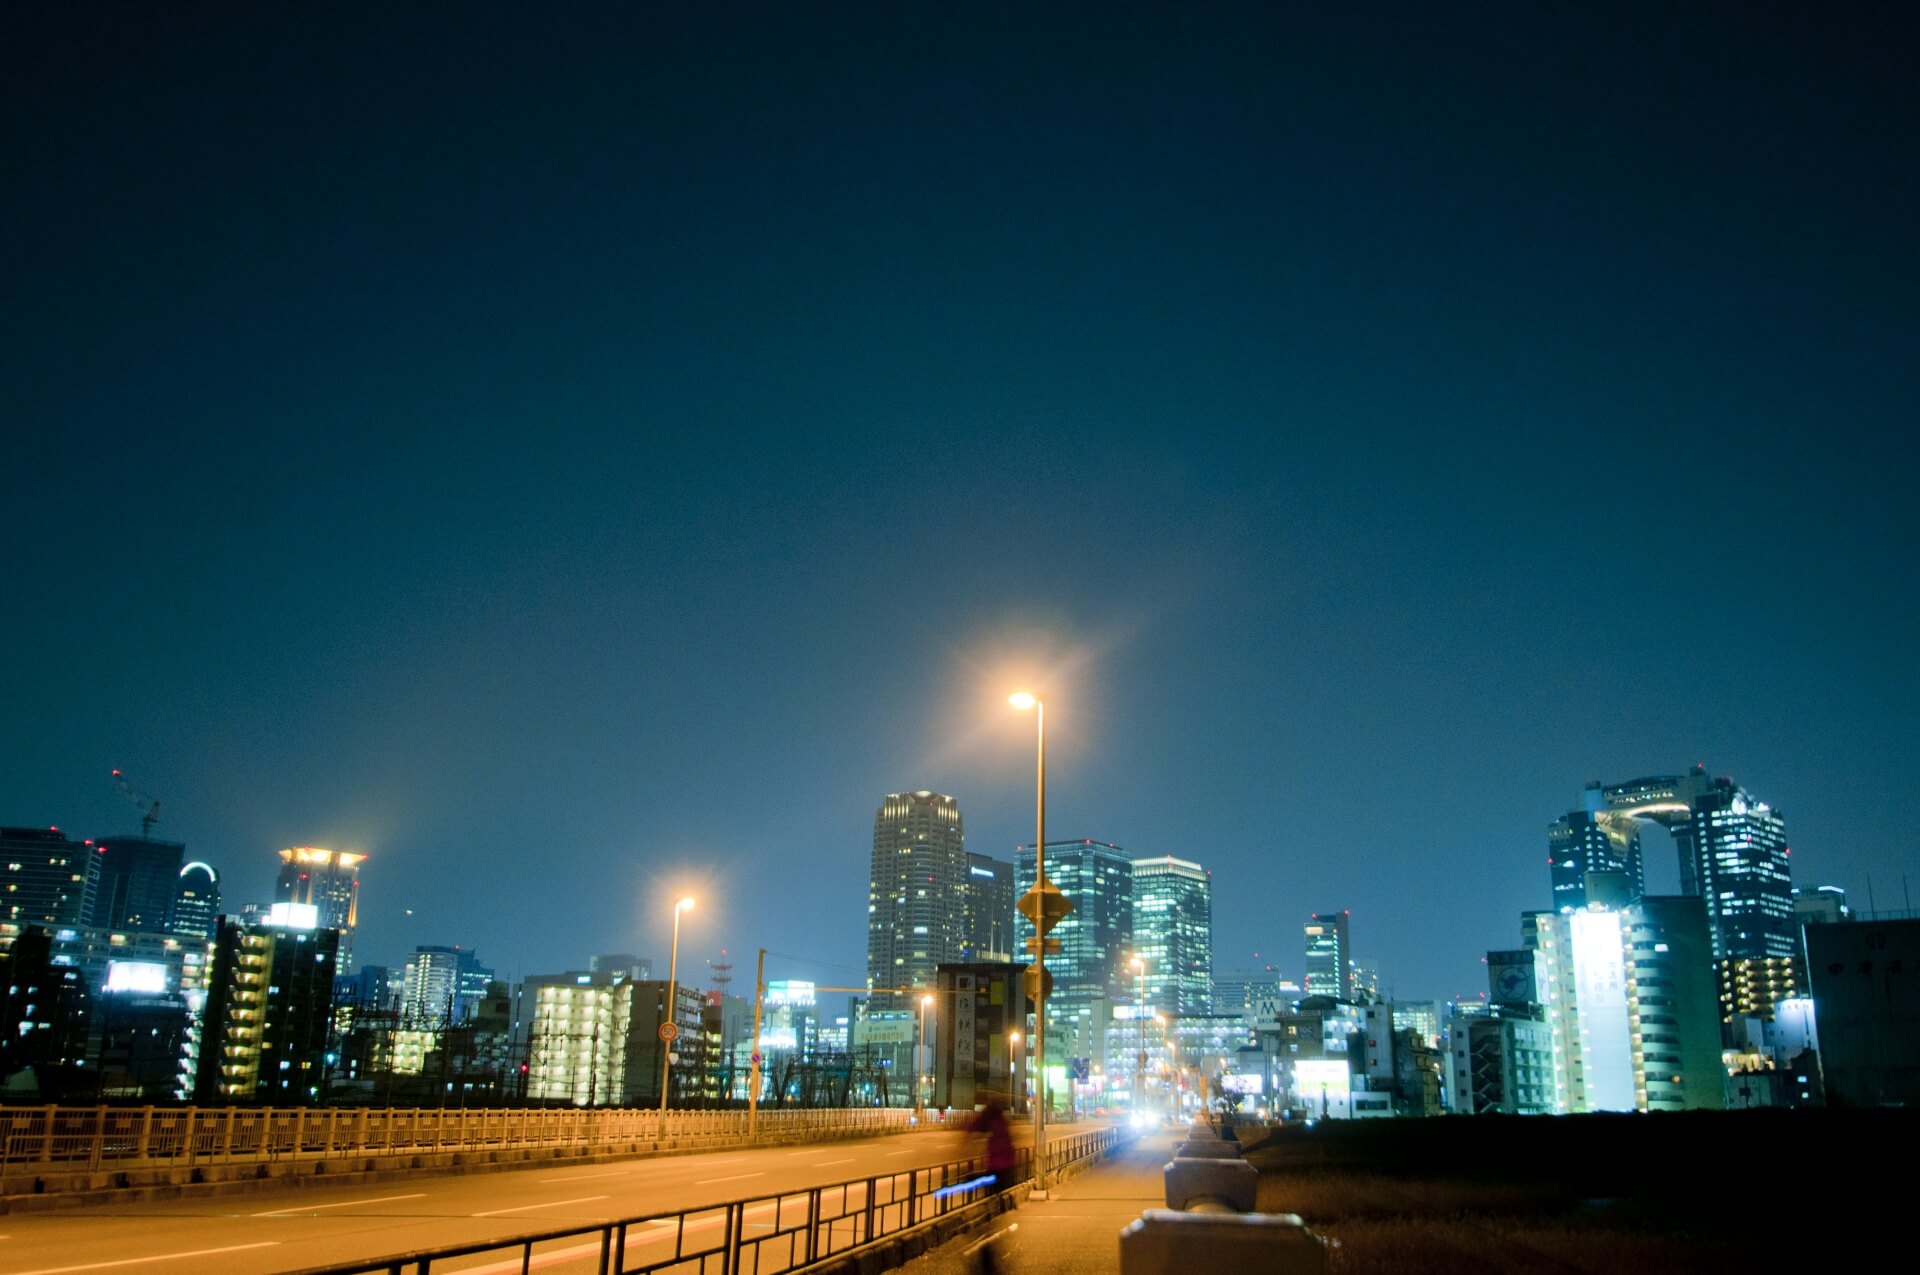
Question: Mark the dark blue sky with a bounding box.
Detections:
[4,5,1915,1006]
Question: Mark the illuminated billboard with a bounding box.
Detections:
[1221,1072,1265,1094]
[1293,1058,1352,1118]
[104,960,169,994]
[267,902,320,930]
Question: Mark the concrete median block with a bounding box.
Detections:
[1174,1139,1243,1160]
[1120,1207,1325,1275]
[1164,1157,1259,1212]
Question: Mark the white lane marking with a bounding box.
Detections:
[540,1169,633,1183]
[815,1158,854,1166]
[251,1192,426,1217]
[694,1172,765,1185]
[472,1194,609,1217]
[885,1149,920,1156]
[443,1240,601,1275]
[11,1242,282,1275]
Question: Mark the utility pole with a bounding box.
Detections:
[747,948,766,1137]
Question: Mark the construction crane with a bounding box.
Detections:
[110,768,161,837]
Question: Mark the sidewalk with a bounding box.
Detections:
[910,1131,1174,1275]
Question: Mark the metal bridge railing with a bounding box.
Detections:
[0,1105,959,1177]
[277,1124,1126,1275]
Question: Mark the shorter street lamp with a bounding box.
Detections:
[1131,956,1147,1119]
[918,994,934,1111]
[659,897,695,1122]
[1156,1013,1177,1121]
[1007,1030,1023,1111]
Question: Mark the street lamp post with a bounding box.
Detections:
[660,897,695,1126]
[1156,1013,1176,1122]
[918,993,934,1111]
[1132,956,1147,1120]
[1007,1030,1023,1112]
[1008,690,1047,1195]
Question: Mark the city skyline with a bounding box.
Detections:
[5,6,1914,1009]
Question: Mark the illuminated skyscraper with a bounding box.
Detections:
[400,945,494,1028]
[1304,912,1350,999]
[961,852,1015,961]
[1015,839,1134,1064]
[275,848,366,969]
[0,827,88,950]
[171,861,221,941]
[1574,768,1800,1033]
[1548,789,1644,912]
[1130,855,1212,1015]
[866,792,968,1007]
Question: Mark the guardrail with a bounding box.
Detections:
[0,1105,958,1175]
[282,1124,1126,1275]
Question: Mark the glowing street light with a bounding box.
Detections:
[1008,689,1048,1194]
[659,897,695,1122]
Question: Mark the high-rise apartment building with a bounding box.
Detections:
[193,914,340,1104]
[866,792,968,1007]
[275,848,365,969]
[1131,855,1212,1015]
[524,971,706,1106]
[1,827,88,950]
[400,945,495,1028]
[82,836,185,932]
[171,861,221,941]
[961,852,1015,962]
[1304,912,1350,999]
[1523,878,1724,1114]
[1014,839,1133,1064]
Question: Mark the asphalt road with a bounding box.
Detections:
[0,1122,1083,1275]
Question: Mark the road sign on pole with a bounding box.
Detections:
[659,1022,679,1043]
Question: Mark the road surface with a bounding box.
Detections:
[0,1120,1090,1275]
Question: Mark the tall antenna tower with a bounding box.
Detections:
[709,949,734,993]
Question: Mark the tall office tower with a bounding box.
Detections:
[171,862,221,940]
[400,946,494,1028]
[193,914,340,1104]
[1792,885,1851,927]
[961,852,1015,961]
[866,791,968,1007]
[0,827,88,950]
[1130,856,1213,1015]
[1572,768,1799,1032]
[1548,794,1644,913]
[82,836,185,932]
[275,848,366,969]
[1304,912,1350,999]
[1014,839,1134,1063]
[1350,960,1381,1005]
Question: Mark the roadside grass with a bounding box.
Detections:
[1242,1110,1909,1273]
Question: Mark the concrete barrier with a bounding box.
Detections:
[1120,1208,1325,1274]
[1163,1157,1259,1213]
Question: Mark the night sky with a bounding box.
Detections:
[5,5,1915,1009]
